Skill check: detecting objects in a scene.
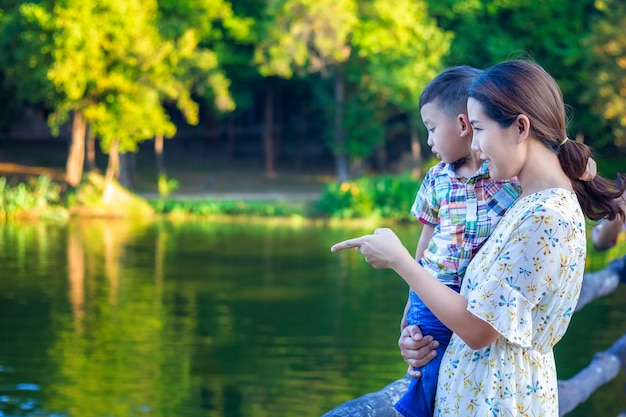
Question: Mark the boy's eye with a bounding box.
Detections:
[428,128,435,133]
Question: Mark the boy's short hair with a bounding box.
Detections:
[419,65,483,118]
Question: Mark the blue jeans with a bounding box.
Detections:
[608,255,626,283]
[394,286,459,417]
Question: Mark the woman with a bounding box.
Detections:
[331,60,626,416]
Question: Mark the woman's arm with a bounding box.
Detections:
[332,228,500,350]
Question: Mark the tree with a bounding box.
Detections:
[352,0,451,176]
[0,2,60,141]
[0,0,241,192]
[256,0,449,182]
[582,0,626,150]
[424,0,607,148]
[45,0,198,189]
[255,0,357,182]
[155,0,247,190]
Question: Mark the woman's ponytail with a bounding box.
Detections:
[560,139,626,221]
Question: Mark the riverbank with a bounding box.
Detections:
[0,139,334,202]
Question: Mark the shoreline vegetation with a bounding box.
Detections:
[0,171,424,225]
[0,154,622,225]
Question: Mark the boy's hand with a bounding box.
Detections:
[398,325,439,378]
[579,157,597,181]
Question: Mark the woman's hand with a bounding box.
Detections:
[331,228,412,269]
[399,325,439,377]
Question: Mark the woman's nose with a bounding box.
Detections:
[471,136,480,152]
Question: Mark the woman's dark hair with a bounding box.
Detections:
[469,60,626,221]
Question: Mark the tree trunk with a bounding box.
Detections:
[275,86,284,162]
[103,139,120,204]
[263,85,276,179]
[227,115,236,160]
[558,333,626,416]
[295,107,306,171]
[118,152,134,189]
[155,134,165,178]
[66,111,87,187]
[322,378,409,417]
[67,224,85,331]
[85,126,97,172]
[334,66,349,183]
[376,144,387,174]
[409,116,423,179]
[321,262,626,417]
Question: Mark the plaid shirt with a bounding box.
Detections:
[411,161,521,286]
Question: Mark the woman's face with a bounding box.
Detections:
[468,98,521,180]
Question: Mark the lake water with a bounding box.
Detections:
[0,220,624,416]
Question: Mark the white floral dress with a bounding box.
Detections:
[434,189,586,417]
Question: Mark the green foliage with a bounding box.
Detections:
[254,0,358,78]
[157,174,179,197]
[47,0,184,150]
[596,156,626,178]
[354,0,451,112]
[582,0,626,149]
[0,2,57,106]
[0,0,241,165]
[150,198,308,219]
[66,172,154,218]
[424,0,608,147]
[317,174,420,221]
[0,175,67,221]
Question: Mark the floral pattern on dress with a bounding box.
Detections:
[434,189,586,417]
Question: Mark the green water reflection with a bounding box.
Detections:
[0,220,623,416]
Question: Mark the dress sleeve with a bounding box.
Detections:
[410,168,438,226]
[464,207,571,348]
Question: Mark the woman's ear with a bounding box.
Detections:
[516,114,531,143]
[458,113,471,137]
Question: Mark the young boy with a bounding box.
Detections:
[394,66,522,417]
[590,174,626,283]
[592,175,626,250]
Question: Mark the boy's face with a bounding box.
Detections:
[420,102,471,165]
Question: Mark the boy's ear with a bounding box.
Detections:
[458,114,471,137]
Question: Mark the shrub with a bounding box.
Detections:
[0,175,67,221]
[150,198,309,219]
[316,174,420,222]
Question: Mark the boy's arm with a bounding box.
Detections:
[400,224,435,331]
[415,224,434,261]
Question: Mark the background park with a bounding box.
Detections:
[0,0,624,416]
